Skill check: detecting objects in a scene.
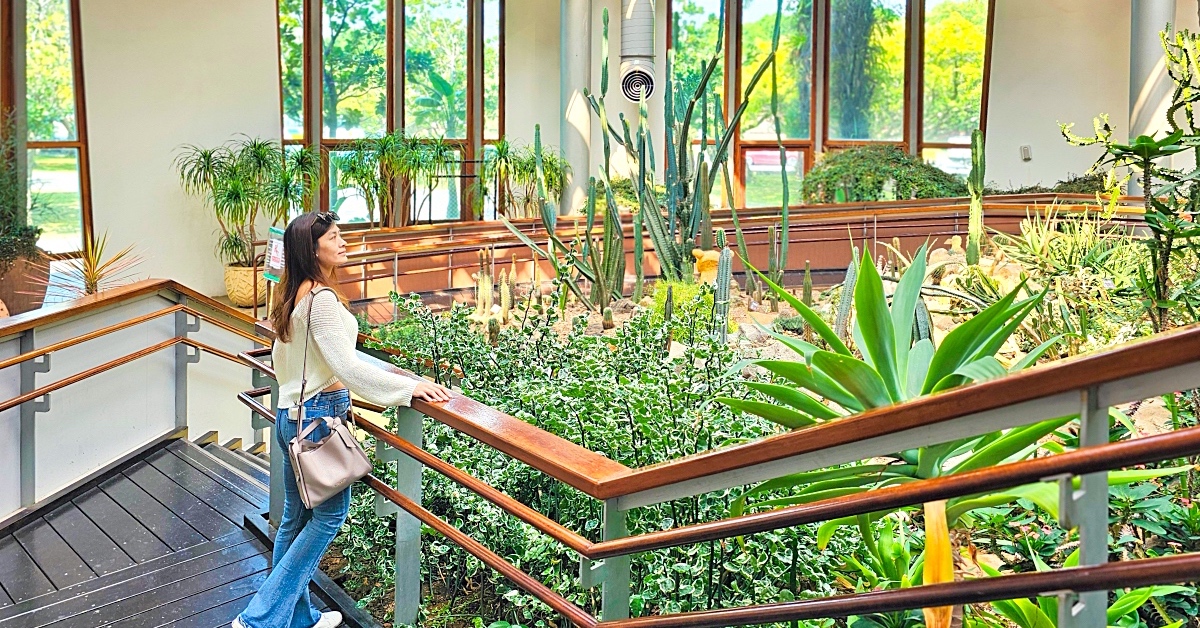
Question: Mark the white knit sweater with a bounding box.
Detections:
[273,288,416,409]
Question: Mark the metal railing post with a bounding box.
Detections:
[19,329,50,507]
[250,366,281,525]
[1059,386,1109,628]
[375,406,424,625]
[174,297,201,430]
[601,499,631,620]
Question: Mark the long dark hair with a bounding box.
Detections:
[270,212,343,343]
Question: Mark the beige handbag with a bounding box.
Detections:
[287,288,372,509]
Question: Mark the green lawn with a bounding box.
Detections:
[31,154,77,171]
[30,191,81,237]
[743,170,805,208]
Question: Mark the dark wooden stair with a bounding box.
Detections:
[0,437,368,628]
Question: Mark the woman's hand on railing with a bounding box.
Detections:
[412,380,452,403]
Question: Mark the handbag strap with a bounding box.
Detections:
[296,286,333,426]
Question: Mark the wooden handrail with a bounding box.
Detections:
[0,305,264,372]
[253,321,631,497]
[0,304,184,371]
[241,383,1200,561]
[339,201,1142,268]
[597,322,1200,500]
[362,475,598,628]
[0,278,256,340]
[0,337,181,414]
[352,408,594,554]
[236,389,1200,628]
[599,553,1200,628]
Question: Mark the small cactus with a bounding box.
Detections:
[487,317,500,346]
[499,269,512,324]
[602,307,615,330]
[715,228,728,250]
[714,247,733,343]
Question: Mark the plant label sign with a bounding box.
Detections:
[264,227,286,283]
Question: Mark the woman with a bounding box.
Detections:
[234,211,451,628]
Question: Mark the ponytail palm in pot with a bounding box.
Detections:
[175,137,320,306]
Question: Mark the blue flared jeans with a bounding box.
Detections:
[238,389,352,628]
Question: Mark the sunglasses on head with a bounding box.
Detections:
[313,211,339,224]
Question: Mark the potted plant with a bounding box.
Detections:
[0,111,45,317]
[175,137,321,307]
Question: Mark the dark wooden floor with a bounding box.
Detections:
[0,439,333,628]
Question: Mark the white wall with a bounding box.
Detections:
[986,0,1132,190]
[79,0,282,297]
[505,0,562,148]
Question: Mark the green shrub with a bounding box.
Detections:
[802,145,966,203]
[344,293,854,626]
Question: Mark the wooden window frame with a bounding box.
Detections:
[666,0,995,208]
[3,0,93,257]
[277,0,504,227]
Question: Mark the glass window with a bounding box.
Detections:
[483,0,502,140]
[322,0,388,139]
[922,0,987,144]
[408,148,463,222]
[405,0,468,138]
[26,0,77,141]
[740,0,813,141]
[28,148,83,254]
[671,0,724,139]
[921,146,971,177]
[279,0,305,140]
[828,0,906,141]
[329,149,373,225]
[742,148,803,208]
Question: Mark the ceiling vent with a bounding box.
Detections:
[620,0,655,102]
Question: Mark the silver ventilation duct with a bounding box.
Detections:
[620,0,655,102]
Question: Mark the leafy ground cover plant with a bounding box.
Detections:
[335,291,858,627]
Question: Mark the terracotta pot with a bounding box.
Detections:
[0,257,49,316]
[224,264,267,307]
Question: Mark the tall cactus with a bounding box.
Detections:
[767,223,782,312]
[584,1,785,283]
[834,246,859,341]
[802,260,814,342]
[966,128,985,265]
[714,246,733,343]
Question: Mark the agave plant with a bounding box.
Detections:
[721,243,1188,627]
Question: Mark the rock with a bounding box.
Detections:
[1131,397,1174,437]
[667,341,690,361]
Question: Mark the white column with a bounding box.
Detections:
[1129,0,1177,194]
[560,0,592,215]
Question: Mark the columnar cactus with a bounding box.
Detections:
[802,260,814,342]
[499,269,512,324]
[834,247,859,341]
[966,128,985,265]
[487,317,500,346]
[714,247,733,343]
[767,223,782,312]
[715,228,728,250]
[602,307,615,330]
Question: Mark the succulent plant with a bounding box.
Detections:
[602,307,615,330]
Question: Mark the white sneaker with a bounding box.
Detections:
[313,611,343,628]
[231,618,248,628]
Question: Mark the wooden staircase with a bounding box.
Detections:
[0,435,363,628]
